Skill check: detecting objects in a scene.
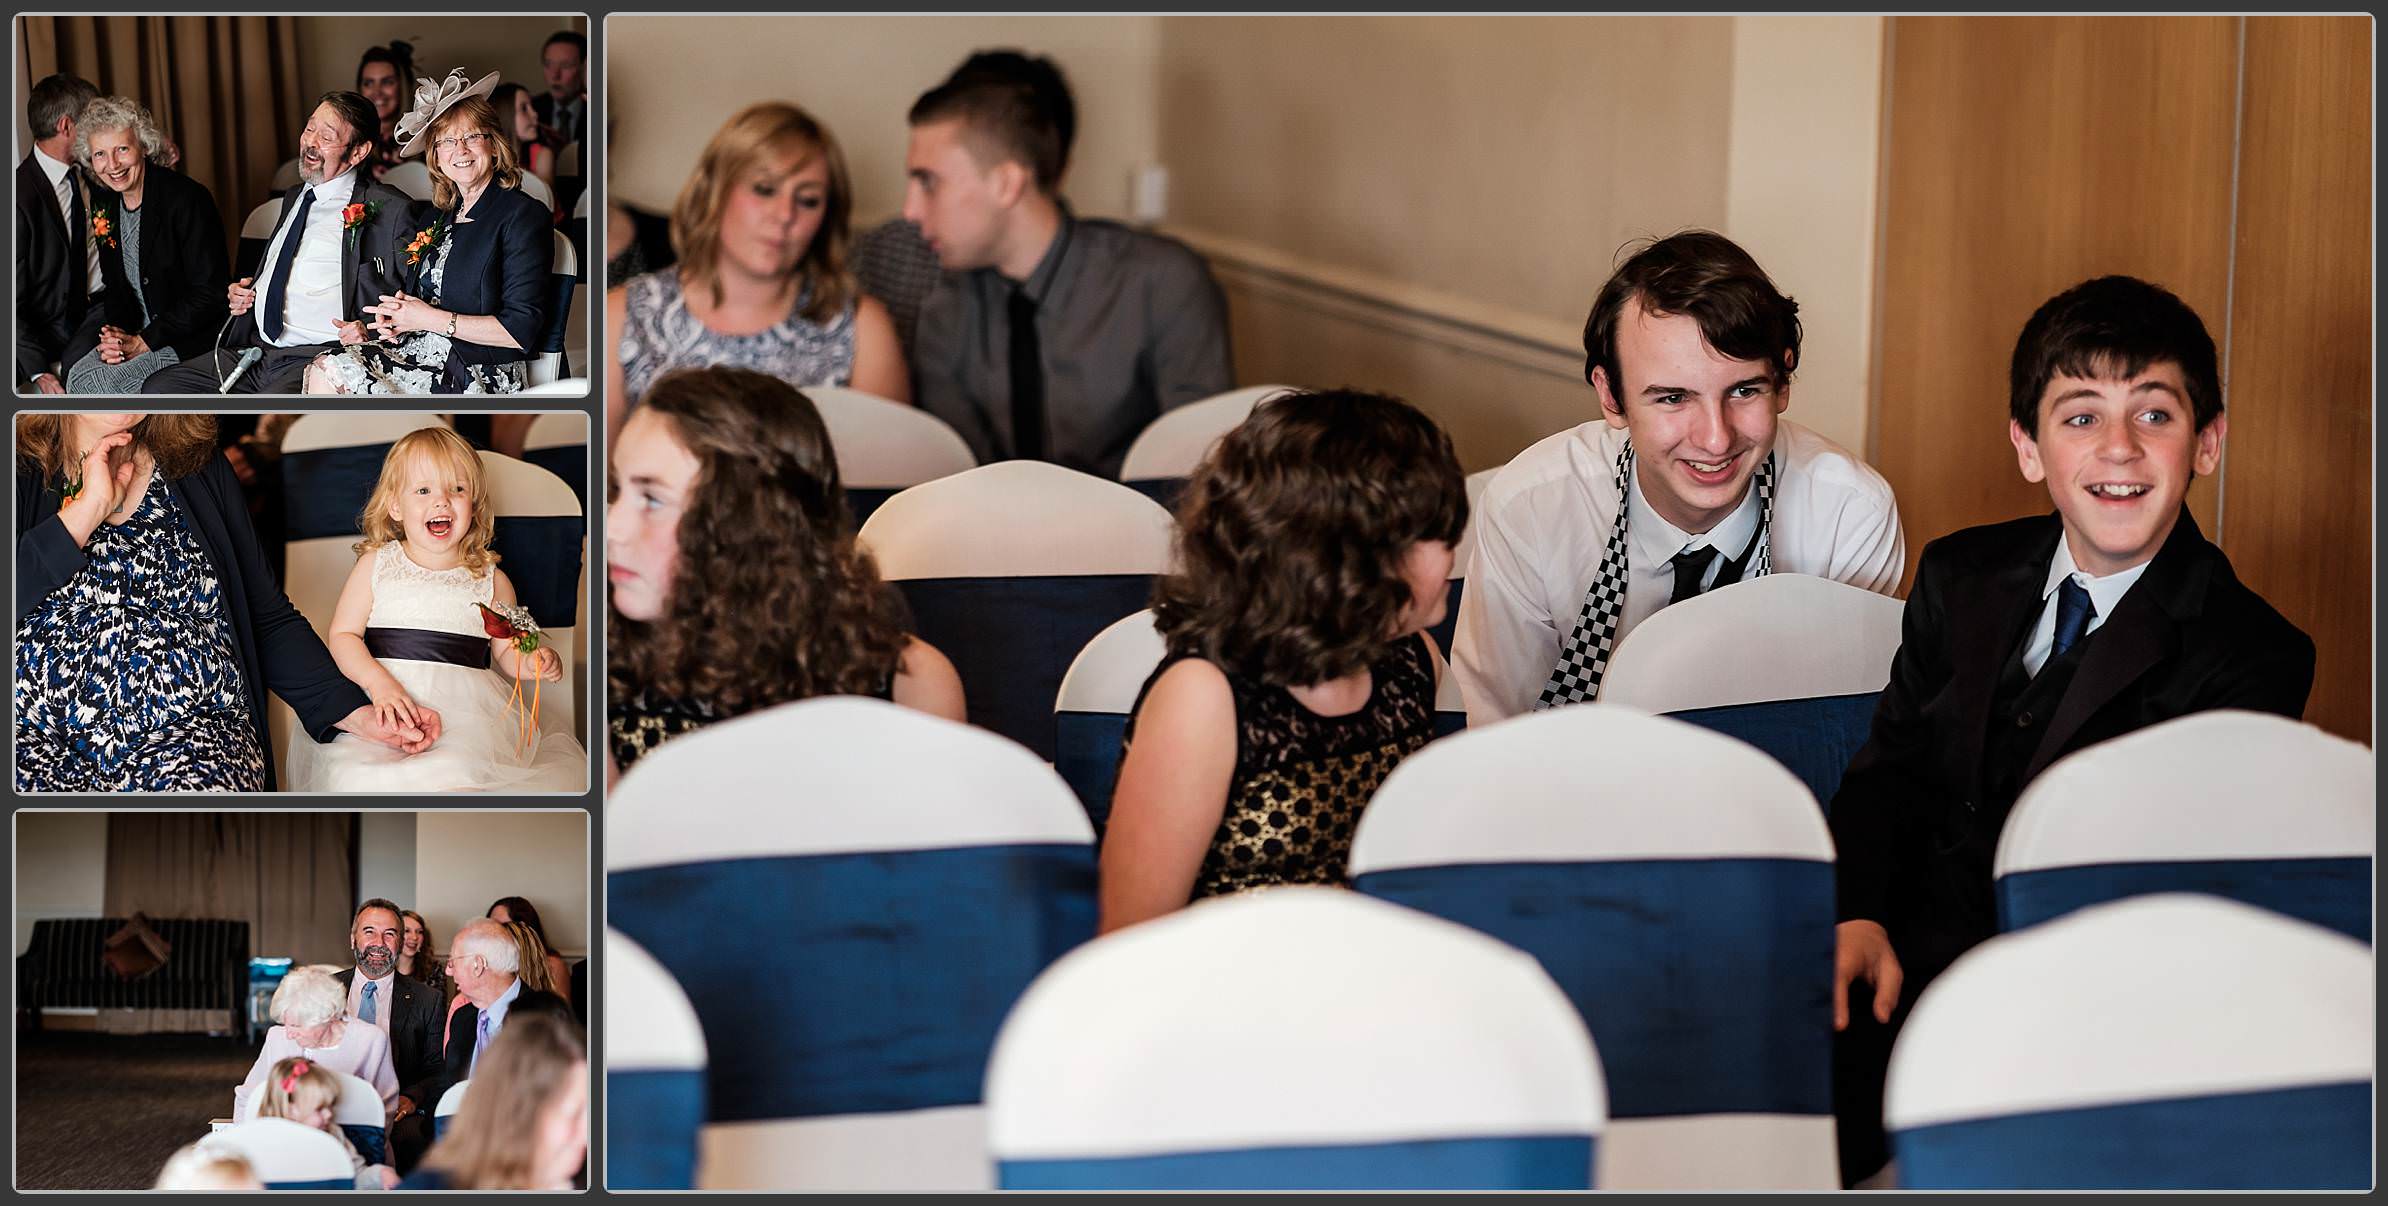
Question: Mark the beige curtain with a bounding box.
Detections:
[103,813,355,965]
[18,16,304,263]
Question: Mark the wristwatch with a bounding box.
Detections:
[445,312,459,338]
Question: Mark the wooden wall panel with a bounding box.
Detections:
[2217,17,2372,742]
[1874,17,2240,587]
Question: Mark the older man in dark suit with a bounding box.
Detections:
[1827,276,2316,1186]
[141,90,415,394]
[16,73,99,393]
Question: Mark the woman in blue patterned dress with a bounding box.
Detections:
[15,414,445,791]
[604,102,908,439]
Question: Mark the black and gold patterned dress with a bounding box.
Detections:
[1123,633,1438,901]
[610,677,895,775]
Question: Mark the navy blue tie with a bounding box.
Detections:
[258,187,314,342]
[2050,577,2096,660]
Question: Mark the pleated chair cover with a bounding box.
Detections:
[1995,710,2374,941]
[474,450,586,743]
[331,1070,389,1168]
[608,697,1098,1189]
[1052,609,1168,837]
[860,462,1173,761]
[987,887,1605,1189]
[1887,894,2373,1189]
[803,384,976,527]
[605,930,708,1189]
[1599,574,1904,809]
[1116,384,1293,509]
[1425,466,1503,660]
[434,1080,467,1137]
[200,1117,354,1189]
[1349,705,1839,1188]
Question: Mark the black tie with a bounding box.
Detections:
[259,187,314,343]
[2050,578,2096,661]
[1008,287,1046,461]
[1669,544,1720,604]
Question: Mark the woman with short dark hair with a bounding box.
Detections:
[1099,389,1469,932]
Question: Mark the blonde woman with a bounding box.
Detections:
[606,101,907,437]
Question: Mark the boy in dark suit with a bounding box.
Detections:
[1827,275,2315,1184]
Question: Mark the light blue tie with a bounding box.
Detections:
[472,1010,493,1072]
[360,980,378,1025]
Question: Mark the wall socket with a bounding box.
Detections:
[1132,163,1169,225]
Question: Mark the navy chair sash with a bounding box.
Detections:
[1001,1133,1596,1190]
[1053,710,1131,838]
[1664,693,1881,812]
[1355,858,1835,1119]
[1893,1081,2370,1189]
[341,1122,389,1168]
[1998,856,2372,943]
[897,575,1156,761]
[282,444,395,541]
[266,1177,354,1190]
[523,446,587,510]
[606,1068,707,1189]
[490,515,584,629]
[845,486,900,530]
[1120,477,1186,512]
[609,843,1096,1122]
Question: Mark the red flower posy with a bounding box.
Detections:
[342,201,368,228]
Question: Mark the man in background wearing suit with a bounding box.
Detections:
[141,91,414,394]
[1826,275,2316,1185]
[16,73,100,393]
[335,898,446,1170]
[417,919,569,1131]
[533,31,587,146]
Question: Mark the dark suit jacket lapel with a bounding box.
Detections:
[340,194,360,323]
[2024,509,2209,781]
[1949,516,2062,801]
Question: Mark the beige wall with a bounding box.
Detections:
[1155,15,1885,470]
[298,15,585,113]
[414,811,590,958]
[606,14,1161,221]
[14,812,108,955]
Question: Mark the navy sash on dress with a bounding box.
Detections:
[364,626,490,668]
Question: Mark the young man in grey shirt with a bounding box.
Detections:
[901,52,1232,480]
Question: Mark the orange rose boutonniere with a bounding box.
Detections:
[89,205,116,251]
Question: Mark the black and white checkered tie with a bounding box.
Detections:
[1535,442,1778,709]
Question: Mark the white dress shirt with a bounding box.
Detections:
[2019,535,2151,677]
[33,146,100,297]
[346,968,396,1039]
[254,169,358,347]
[1453,417,1908,725]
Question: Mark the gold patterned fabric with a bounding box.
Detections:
[1125,635,1439,901]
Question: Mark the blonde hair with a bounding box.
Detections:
[671,101,854,323]
[254,1055,342,1124]
[426,96,524,213]
[418,1011,587,1189]
[157,1143,262,1190]
[503,920,556,994]
[354,426,498,576]
[268,964,347,1029]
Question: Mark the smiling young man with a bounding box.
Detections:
[1452,230,1905,723]
[900,51,1231,478]
[1824,275,2315,1185]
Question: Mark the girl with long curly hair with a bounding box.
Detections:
[1099,389,1467,933]
[606,366,964,783]
[285,425,585,792]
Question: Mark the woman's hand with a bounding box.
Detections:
[338,702,443,754]
[97,326,148,364]
[58,431,140,547]
[334,319,369,347]
[368,290,446,337]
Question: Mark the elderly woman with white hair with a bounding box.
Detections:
[232,964,399,1121]
[61,94,228,393]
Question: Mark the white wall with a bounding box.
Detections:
[413,811,589,958]
[14,812,107,955]
[357,812,418,918]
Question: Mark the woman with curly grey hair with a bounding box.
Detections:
[62,95,227,393]
[230,964,399,1121]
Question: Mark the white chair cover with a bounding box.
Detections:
[1117,384,1296,484]
[606,930,709,1189]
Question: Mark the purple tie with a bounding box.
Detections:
[472,1010,492,1072]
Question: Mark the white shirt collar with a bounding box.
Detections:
[2041,534,2151,627]
[1627,459,1765,574]
[33,146,71,187]
[307,168,359,206]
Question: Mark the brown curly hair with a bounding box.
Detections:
[1151,388,1467,687]
[15,413,218,483]
[609,366,910,716]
